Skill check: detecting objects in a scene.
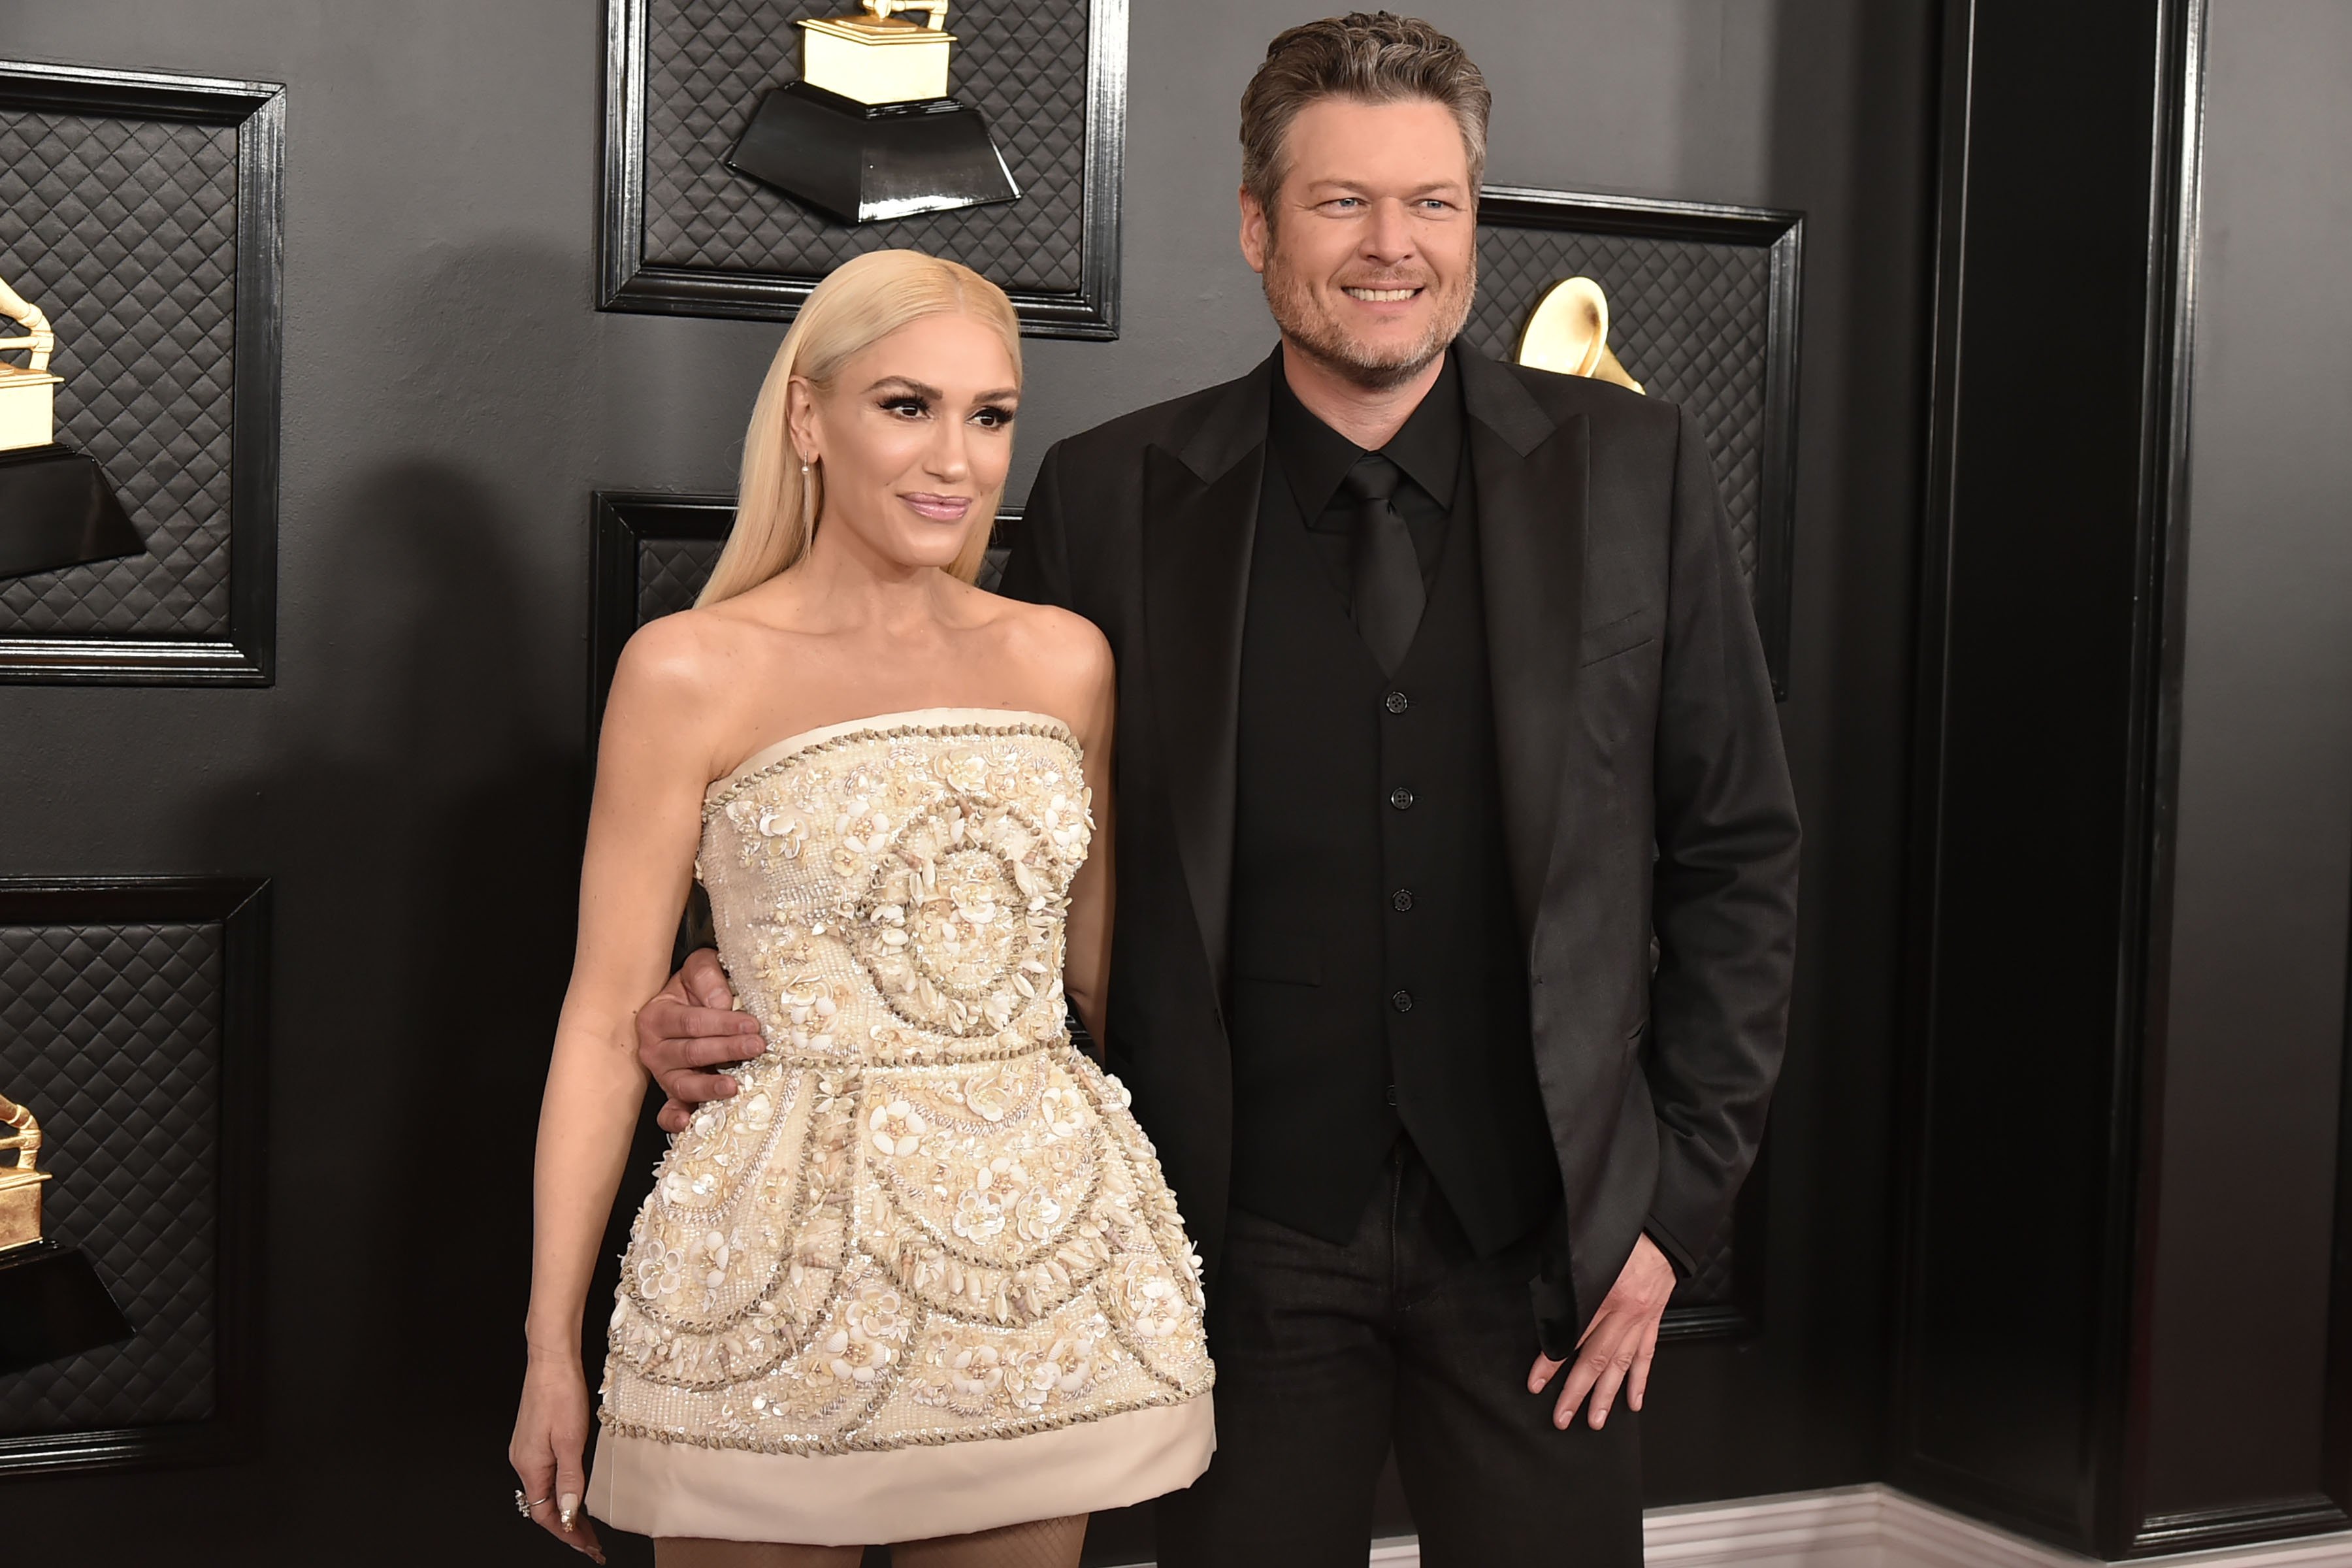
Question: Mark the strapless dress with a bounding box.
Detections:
[587,709,1215,1544]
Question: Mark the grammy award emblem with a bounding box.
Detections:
[0,1086,133,1375]
[0,275,63,454]
[0,1090,52,1252]
[725,0,1021,226]
[1516,276,1647,395]
[0,272,144,582]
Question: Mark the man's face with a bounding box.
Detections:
[1241,95,1478,389]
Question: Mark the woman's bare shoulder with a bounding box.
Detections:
[976,596,1113,745]
[610,606,771,713]
[990,596,1112,683]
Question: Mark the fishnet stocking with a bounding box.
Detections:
[893,1514,1086,1568]
[655,1540,860,1568]
[655,1514,1085,1568]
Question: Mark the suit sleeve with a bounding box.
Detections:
[998,439,1076,610]
[1642,402,1801,1273]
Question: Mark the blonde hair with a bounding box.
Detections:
[698,250,1022,606]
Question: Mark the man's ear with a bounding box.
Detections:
[1238,186,1269,276]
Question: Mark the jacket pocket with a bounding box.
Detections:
[1580,608,1658,667]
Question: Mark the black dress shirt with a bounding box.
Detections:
[1267,350,1466,604]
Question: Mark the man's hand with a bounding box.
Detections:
[636,948,757,1134]
[1527,1233,1677,1429]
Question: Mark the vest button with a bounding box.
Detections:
[1392,889,1414,911]
[1384,689,1410,715]
[1391,990,1414,1013]
[1385,1084,1399,1106]
[1388,786,1415,811]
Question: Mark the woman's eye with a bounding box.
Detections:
[882,397,928,417]
[972,406,1015,429]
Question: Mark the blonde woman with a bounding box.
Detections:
[511,250,1215,1567]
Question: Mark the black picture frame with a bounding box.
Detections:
[0,876,270,1477]
[0,61,285,686]
[1475,186,1804,698]
[589,490,734,742]
[599,0,1129,339]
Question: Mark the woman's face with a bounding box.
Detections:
[792,311,1019,574]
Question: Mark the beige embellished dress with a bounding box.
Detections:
[588,710,1216,1544]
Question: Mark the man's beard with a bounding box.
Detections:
[1261,247,1477,391]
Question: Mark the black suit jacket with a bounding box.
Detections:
[1001,346,1800,1329]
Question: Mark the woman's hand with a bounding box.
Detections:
[511,1354,607,1562]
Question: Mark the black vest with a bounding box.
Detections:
[1226,455,1561,1254]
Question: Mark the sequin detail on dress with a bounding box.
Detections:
[598,714,1214,1464]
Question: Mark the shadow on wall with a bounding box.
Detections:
[159,453,640,1560]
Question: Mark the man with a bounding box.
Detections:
[636,14,1797,1565]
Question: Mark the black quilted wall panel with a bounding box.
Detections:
[644,0,1088,289]
[607,0,1123,334]
[1464,228,1771,591]
[637,534,725,625]
[0,110,238,638]
[0,920,222,1436]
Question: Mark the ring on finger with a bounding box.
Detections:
[515,1489,552,1517]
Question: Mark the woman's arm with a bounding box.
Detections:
[512,617,727,1556]
[1058,625,1117,1048]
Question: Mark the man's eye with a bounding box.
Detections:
[1329,197,1364,211]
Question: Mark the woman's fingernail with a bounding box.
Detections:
[560,1493,580,1531]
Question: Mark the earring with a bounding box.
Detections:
[801,459,817,520]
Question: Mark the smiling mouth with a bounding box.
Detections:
[900,493,972,522]
[1343,286,1424,303]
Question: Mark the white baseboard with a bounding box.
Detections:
[1346,1485,2352,1568]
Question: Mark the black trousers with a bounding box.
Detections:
[1156,1144,1642,1568]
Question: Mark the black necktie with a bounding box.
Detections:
[1341,453,1424,673]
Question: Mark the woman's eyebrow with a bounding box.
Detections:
[864,375,944,399]
[973,386,1021,403]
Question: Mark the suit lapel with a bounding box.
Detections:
[1461,351,1588,938]
[1140,353,1277,1008]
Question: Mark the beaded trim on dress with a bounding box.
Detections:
[596,713,1215,1482]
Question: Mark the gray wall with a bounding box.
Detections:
[0,1,1934,1558]
[2144,0,2352,1520]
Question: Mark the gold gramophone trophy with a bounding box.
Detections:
[0,272,143,581]
[0,276,61,453]
[725,0,1020,225]
[1515,276,1646,394]
[0,1090,50,1252]
[0,1086,133,1375]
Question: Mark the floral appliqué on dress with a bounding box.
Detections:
[600,717,1214,1457]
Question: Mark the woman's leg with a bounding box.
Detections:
[890,1514,1087,1568]
[655,1539,864,1568]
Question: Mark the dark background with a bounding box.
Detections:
[2144,0,2352,1524]
[1886,0,2352,1558]
[43,0,2325,1560]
